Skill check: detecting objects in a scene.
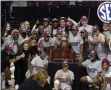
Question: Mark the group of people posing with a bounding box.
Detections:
[1,15,111,90]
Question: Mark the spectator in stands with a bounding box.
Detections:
[9,41,30,90]
[79,16,93,37]
[92,25,107,60]
[80,29,94,60]
[54,60,74,90]
[80,49,102,89]
[2,22,12,43]
[51,18,59,37]
[97,58,111,90]
[68,25,83,63]
[19,69,52,90]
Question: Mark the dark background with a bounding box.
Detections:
[1,1,104,30]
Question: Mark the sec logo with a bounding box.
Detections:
[97,2,111,23]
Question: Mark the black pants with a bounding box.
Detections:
[14,61,27,85]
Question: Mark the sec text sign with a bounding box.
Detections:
[97,2,111,23]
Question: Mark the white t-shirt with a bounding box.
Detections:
[31,56,48,74]
[104,67,111,75]
[53,29,57,36]
[53,37,66,46]
[38,37,55,47]
[69,33,84,54]
[79,25,93,37]
[55,69,74,90]
[94,33,108,60]
[82,59,101,79]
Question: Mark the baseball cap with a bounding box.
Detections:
[52,18,58,22]
[93,25,100,32]
[80,29,87,33]
[81,16,88,21]
[62,60,68,66]
[66,21,72,27]
[43,18,49,22]
[44,30,50,37]
[102,58,110,65]
[57,29,62,35]
[60,17,66,21]
[90,49,96,56]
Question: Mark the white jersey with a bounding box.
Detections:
[31,55,48,74]
[55,69,74,90]
[94,33,108,60]
[82,59,101,79]
[79,25,93,37]
[69,33,83,54]
[38,37,55,47]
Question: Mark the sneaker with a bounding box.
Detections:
[15,84,19,90]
